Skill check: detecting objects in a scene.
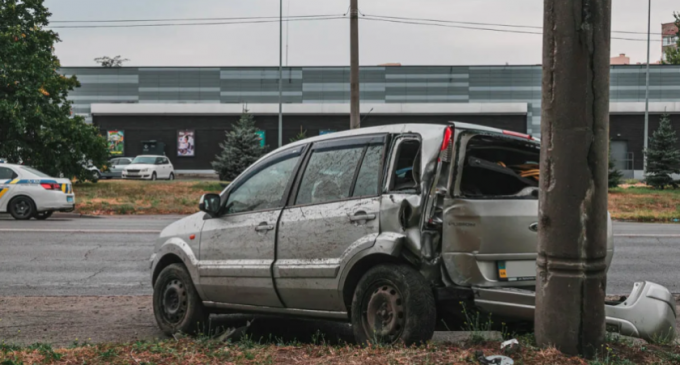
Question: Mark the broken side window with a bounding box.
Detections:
[459,134,540,198]
[389,138,421,193]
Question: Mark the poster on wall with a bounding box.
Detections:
[255,130,266,148]
[319,129,336,135]
[177,130,195,157]
[107,130,125,156]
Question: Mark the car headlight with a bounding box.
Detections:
[141,168,149,172]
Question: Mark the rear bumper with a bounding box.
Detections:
[471,281,676,342]
[35,193,76,212]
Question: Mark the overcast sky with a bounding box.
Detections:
[45,0,678,67]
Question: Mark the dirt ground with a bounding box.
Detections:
[0,296,163,346]
[0,296,358,347]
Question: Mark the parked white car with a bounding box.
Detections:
[122,155,175,181]
[0,164,75,220]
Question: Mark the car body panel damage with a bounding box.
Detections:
[150,122,674,343]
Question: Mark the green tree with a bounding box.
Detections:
[289,127,308,143]
[608,142,623,188]
[0,0,108,181]
[663,12,680,65]
[645,114,680,189]
[212,110,266,181]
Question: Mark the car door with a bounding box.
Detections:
[153,157,166,178]
[275,135,386,311]
[198,145,305,307]
[0,166,19,212]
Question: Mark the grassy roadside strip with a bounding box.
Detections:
[1,334,679,365]
[73,181,223,215]
[73,181,680,222]
[609,186,680,222]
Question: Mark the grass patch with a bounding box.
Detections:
[609,186,680,222]
[0,336,678,365]
[73,180,680,220]
[73,180,223,215]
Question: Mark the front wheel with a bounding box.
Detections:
[351,264,436,345]
[151,172,157,181]
[153,263,209,335]
[9,196,36,220]
[34,211,54,220]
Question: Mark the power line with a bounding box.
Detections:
[48,16,345,29]
[50,13,344,23]
[363,14,663,36]
[362,16,661,42]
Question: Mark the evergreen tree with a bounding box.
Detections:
[0,0,108,181]
[663,13,680,65]
[212,110,266,181]
[289,127,308,143]
[645,114,680,189]
[608,142,623,188]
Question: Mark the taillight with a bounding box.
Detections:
[439,126,455,162]
[41,183,61,190]
[502,130,533,140]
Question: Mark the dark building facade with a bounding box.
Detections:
[57,65,680,175]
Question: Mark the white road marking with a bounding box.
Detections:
[0,229,161,234]
[614,234,680,238]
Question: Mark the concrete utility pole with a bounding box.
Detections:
[349,0,360,129]
[643,0,651,171]
[536,0,611,358]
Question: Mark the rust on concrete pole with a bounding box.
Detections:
[349,0,360,129]
[536,0,611,358]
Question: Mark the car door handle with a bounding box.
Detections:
[255,223,275,232]
[349,213,376,222]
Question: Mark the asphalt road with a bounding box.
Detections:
[0,214,679,296]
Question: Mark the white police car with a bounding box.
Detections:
[0,164,75,220]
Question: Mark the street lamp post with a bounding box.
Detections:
[278,0,283,147]
[643,0,651,172]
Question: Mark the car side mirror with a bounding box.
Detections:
[199,193,221,217]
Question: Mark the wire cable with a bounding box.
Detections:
[362,16,661,42]
[363,13,663,36]
[50,13,345,23]
[48,16,345,29]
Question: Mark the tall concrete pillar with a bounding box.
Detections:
[536,0,611,358]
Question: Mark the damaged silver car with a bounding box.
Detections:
[150,123,676,344]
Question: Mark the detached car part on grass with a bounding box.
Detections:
[150,122,675,344]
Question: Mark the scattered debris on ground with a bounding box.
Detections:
[2,334,679,365]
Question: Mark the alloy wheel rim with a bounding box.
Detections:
[14,201,30,218]
[162,279,187,324]
[362,283,405,343]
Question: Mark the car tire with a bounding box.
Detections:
[168,172,175,181]
[34,211,54,220]
[351,263,436,346]
[153,263,209,336]
[9,196,36,220]
[151,172,157,181]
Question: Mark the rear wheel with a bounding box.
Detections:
[34,211,54,220]
[151,172,157,181]
[168,172,175,181]
[153,263,209,335]
[9,196,36,220]
[351,264,436,345]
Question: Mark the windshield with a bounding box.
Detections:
[131,157,157,164]
[21,166,52,178]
